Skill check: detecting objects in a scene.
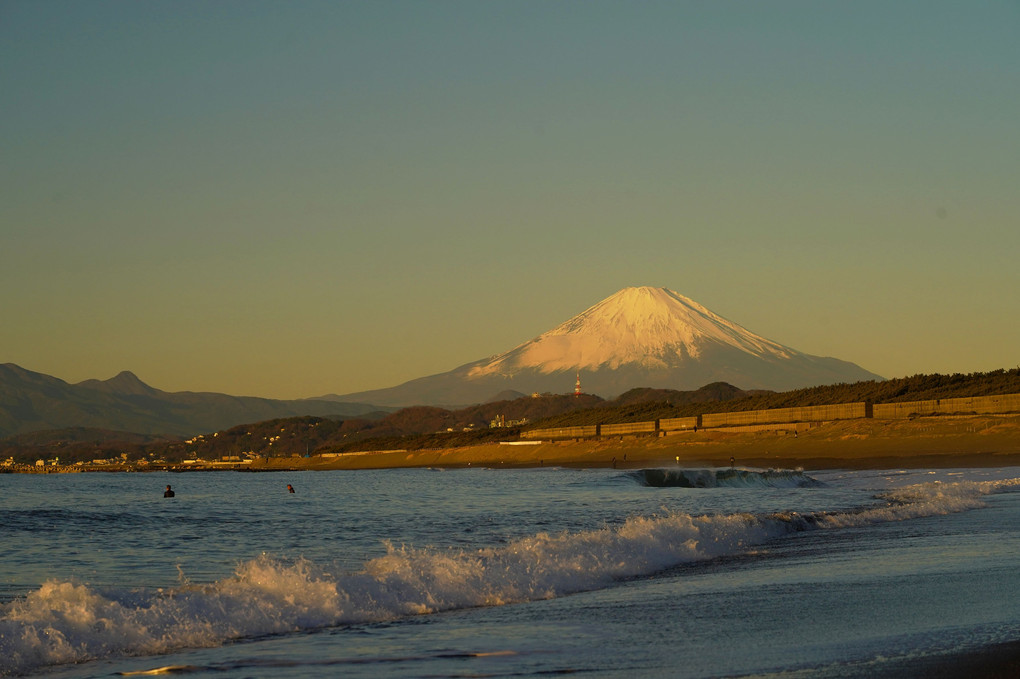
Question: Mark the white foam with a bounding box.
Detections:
[2,478,1015,676]
[633,468,824,488]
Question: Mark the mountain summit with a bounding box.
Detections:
[469,287,798,376]
[334,286,884,407]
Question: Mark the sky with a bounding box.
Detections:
[2,1,1018,399]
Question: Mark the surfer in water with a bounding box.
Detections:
[287,484,295,494]
[163,485,175,498]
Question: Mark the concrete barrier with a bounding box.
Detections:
[702,402,869,428]
[518,393,1020,440]
[873,400,941,419]
[520,425,598,440]
[659,416,700,432]
[600,421,657,437]
[874,393,1020,419]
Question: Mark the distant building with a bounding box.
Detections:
[489,415,529,428]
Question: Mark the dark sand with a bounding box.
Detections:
[872,640,1020,679]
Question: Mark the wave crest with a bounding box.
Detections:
[629,467,825,488]
[1,478,1013,676]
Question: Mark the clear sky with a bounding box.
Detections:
[2,1,1018,399]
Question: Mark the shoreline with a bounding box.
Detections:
[251,414,1020,472]
[6,414,1020,474]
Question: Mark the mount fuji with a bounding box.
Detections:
[331,287,884,407]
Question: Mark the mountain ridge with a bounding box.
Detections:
[76,370,162,396]
[0,363,386,439]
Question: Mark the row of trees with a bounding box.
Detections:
[495,369,1020,430]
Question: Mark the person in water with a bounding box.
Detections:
[163,485,175,498]
[287,484,295,493]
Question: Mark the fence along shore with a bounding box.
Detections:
[520,393,1020,441]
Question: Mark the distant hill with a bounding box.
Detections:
[528,369,1020,430]
[6,368,1018,466]
[299,369,1020,454]
[0,363,389,439]
[611,382,761,407]
[486,390,528,403]
[239,384,763,459]
[3,427,170,447]
[3,383,745,464]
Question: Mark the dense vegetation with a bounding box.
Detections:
[529,369,1020,429]
[4,369,1018,465]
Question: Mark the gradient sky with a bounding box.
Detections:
[3,1,1018,399]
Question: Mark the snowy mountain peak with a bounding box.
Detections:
[469,286,797,376]
[332,286,883,405]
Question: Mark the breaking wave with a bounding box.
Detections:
[629,467,826,488]
[2,478,1016,676]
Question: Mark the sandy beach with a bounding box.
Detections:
[250,414,1020,472]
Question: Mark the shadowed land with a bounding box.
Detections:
[250,414,1020,472]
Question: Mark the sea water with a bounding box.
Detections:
[1,465,1018,678]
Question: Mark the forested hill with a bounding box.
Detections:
[706,369,1020,411]
[529,369,1020,430]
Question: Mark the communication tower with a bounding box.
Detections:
[575,371,581,397]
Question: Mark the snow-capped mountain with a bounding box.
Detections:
[470,287,797,375]
[333,287,884,407]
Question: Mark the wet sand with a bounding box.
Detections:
[251,414,1020,472]
[872,640,1020,678]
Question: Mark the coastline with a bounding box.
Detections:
[6,414,1019,474]
[251,414,1020,472]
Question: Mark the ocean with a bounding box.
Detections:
[1,464,1018,678]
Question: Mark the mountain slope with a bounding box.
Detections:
[472,287,795,374]
[0,364,385,439]
[334,287,884,406]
